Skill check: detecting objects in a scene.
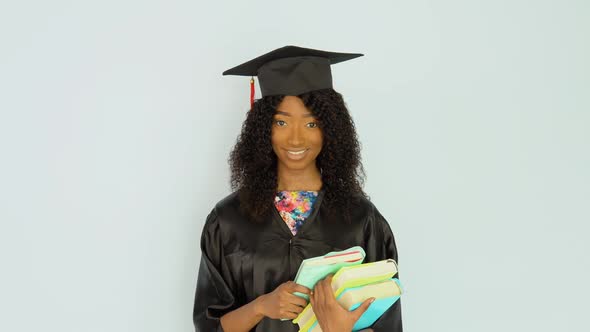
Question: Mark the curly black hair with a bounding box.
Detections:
[229,88,366,222]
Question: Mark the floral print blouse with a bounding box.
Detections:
[274,191,319,236]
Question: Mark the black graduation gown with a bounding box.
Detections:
[193,191,402,332]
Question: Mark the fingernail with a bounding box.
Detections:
[370,298,375,303]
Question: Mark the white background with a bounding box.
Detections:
[1,1,588,331]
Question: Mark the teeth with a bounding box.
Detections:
[288,150,306,155]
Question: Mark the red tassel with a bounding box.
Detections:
[250,77,255,110]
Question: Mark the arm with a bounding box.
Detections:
[219,296,265,332]
[221,281,311,332]
[221,281,310,332]
[193,211,239,331]
[364,206,403,332]
[193,210,311,331]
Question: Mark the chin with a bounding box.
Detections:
[278,157,317,171]
[281,161,314,171]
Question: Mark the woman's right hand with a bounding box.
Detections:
[255,281,311,320]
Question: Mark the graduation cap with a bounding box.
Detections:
[222,45,363,108]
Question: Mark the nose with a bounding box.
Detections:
[287,125,304,146]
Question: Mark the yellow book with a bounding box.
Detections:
[293,259,399,331]
[304,279,402,332]
[331,259,398,297]
[338,278,402,309]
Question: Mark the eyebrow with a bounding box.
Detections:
[275,110,314,117]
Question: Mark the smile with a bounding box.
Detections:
[287,150,307,155]
[285,148,309,160]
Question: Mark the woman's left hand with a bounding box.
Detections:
[310,274,375,332]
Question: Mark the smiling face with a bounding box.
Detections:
[271,96,323,174]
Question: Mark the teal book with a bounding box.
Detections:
[306,278,402,332]
[293,258,398,329]
[281,247,366,322]
[292,246,366,300]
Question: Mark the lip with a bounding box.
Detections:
[284,148,309,161]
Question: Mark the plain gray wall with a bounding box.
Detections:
[1,1,588,331]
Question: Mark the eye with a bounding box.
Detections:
[275,120,287,127]
[307,122,318,128]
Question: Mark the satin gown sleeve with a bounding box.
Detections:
[193,209,237,332]
[363,205,403,332]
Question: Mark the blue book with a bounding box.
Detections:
[306,278,402,332]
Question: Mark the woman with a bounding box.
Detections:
[193,46,402,332]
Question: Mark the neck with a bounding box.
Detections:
[276,164,322,191]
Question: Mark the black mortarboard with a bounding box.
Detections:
[223,45,363,102]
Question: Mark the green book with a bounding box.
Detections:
[278,247,365,322]
[292,246,366,300]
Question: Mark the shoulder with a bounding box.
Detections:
[352,194,392,230]
[355,195,399,262]
[202,191,260,240]
[354,194,376,210]
[204,191,244,228]
[347,193,379,219]
[213,191,241,215]
[202,191,269,255]
[200,191,248,250]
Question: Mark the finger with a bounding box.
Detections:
[351,297,375,320]
[280,310,299,320]
[319,278,336,303]
[320,277,334,294]
[291,284,312,295]
[284,281,311,295]
[309,294,321,316]
[284,302,306,315]
[314,279,328,306]
[287,293,309,307]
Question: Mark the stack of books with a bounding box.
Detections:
[291,246,402,332]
